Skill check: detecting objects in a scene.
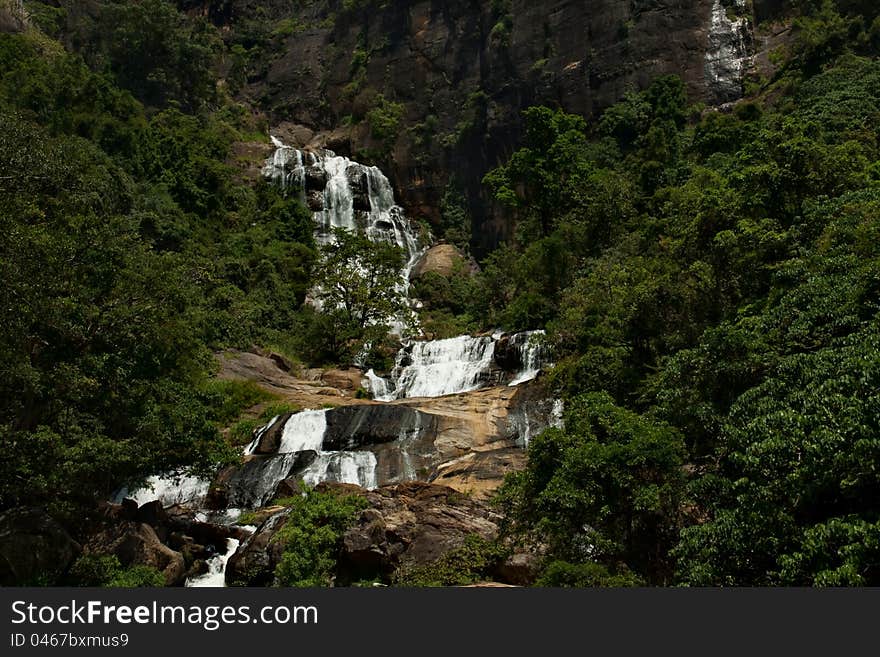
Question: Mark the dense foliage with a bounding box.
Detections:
[481,1,880,586]
[0,2,359,526]
[4,0,880,588]
[272,487,368,587]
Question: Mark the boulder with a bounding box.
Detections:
[410,244,469,280]
[0,508,81,585]
[226,481,502,586]
[226,509,291,586]
[496,552,542,586]
[336,481,500,583]
[85,522,186,586]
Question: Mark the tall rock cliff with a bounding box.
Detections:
[191,0,759,252]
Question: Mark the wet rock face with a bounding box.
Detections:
[226,509,291,587]
[191,1,764,253]
[213,0,756,254]
[323,404,438,450]
[704,0,753,105]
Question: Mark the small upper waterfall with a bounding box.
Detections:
[263,139,423,296]
[507,331,551,386]
[367,330,551,400]
[263,139,425,337]
[705,0,752,104]
[380,335,496,400]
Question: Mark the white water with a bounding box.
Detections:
[364,369,391,400]
[367,331,552,400]
[114,473,210,508]
[278,409,328,453]
[300,451,378,489]
[393,412,423,483]
[705,0,751,104]
[383,335,495,399]
[185,538,240,588]
[263,140,424,313]
[550,399,565,430]
[507,330,549,386]
[242,409,379,501]
[244,414,281,455]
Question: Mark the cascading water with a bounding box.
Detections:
[238,408,378,506]
[507,330,551,386]
[301,451,378,489]
[185,538,241,588]
[367,330,552,400]
[277,409,327,454]
[263,139,424,304]
[114,472,210,508]
[378,335,496,400]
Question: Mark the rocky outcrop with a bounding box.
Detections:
[217,349,373,407]
[429,448,527,501]
[227,481,502,585]
[410,243,471,279]
[337,481,500,583]
[199,0,758,254]
[0,508,81,585]
[226,508,290,586]
[84,522,187,586]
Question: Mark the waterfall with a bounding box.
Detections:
[366,330,552,399]
[237,408,378,505]
[383,335,496,399]
[263,139,424,333]
[185,538,240,588]
[508,330,550,386]
[550,399,565,430]
[278,409,327,453]
[364,369,391,400]
[705,0,751,104]
[114,472,210,509]
[263,140,421,263]
[300,451,378,489]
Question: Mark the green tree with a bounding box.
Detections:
[310,228,407,363]
[497,393,686,584]
[273,487,367,587]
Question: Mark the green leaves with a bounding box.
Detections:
[273,488,368,587]
[497,393,686,584]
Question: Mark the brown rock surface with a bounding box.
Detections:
[410,244,469,280]
[228,481,501,585]
[84,522,186,586]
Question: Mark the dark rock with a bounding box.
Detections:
[323,405,438,451]
[219,451,318,508]
[120,497,139,520]
[135,500,168,528]
[0,508,81,586]
[226,481,502,586]
[226,510,291,586]
[496,552,542,586]
[268,352,293,372]
[304,165,327,191]
[492,335,522,372]
[334,481,500,584]
[250,412,295,455]
[85,522,186,586]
